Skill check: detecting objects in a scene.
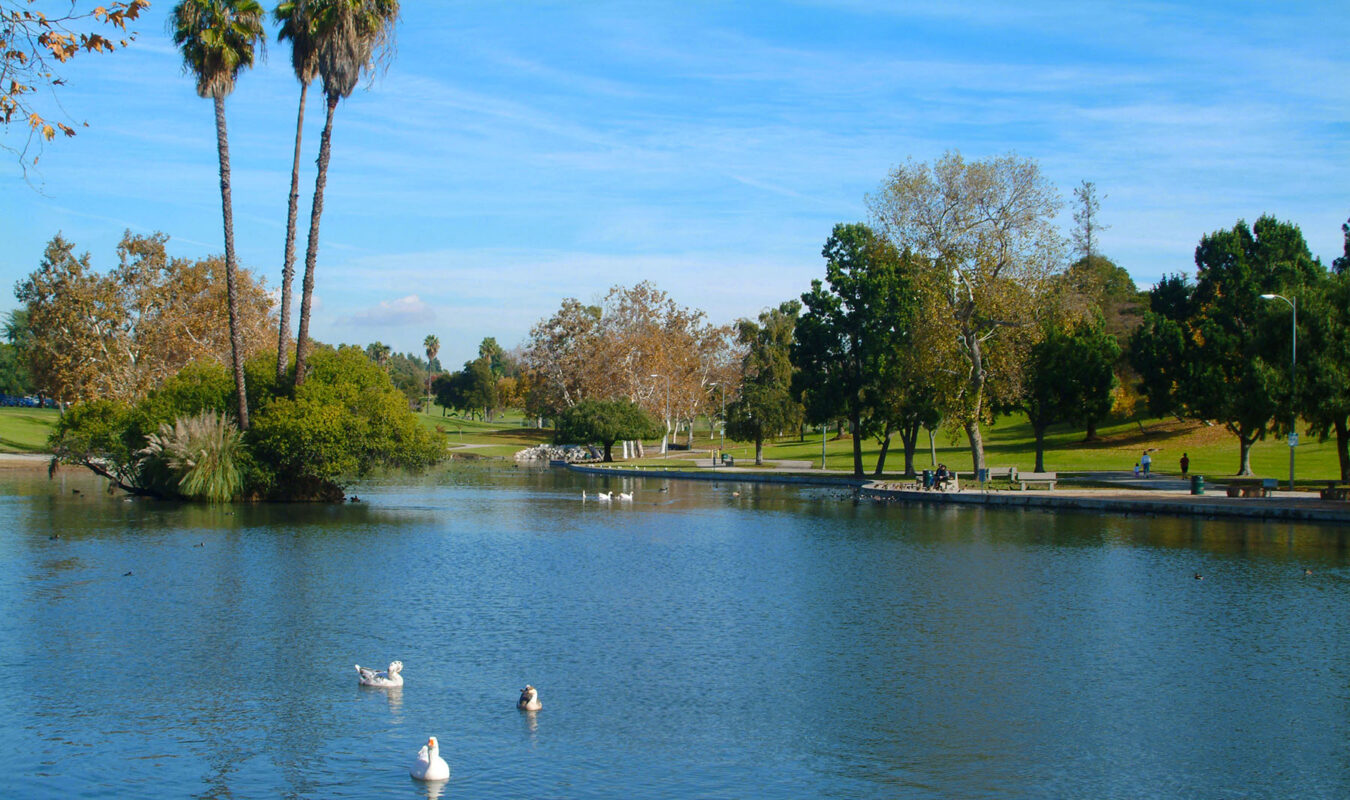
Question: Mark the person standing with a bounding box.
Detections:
[1140,451,1152,477]
[1180,453,1190,476]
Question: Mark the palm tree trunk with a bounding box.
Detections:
[295,93,338,387]
[213,93,249,429]
[276,80,309,381]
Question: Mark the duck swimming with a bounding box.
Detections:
[517,684,542,711]
[355,660,404,687]
[410,736,450,781]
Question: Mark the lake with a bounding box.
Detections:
[3,462,1349,798]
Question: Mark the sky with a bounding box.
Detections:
[5,1,1348,369]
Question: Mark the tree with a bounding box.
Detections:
[422,333,439,409]
[725,301,802,465]
[868,151,1063,472]
[554,398,662,462]
[273,0,319,380]
[478,336,504,375]
[1,0,149,170]
[293,0,399,386]
[171,0,265,429]
[15,231,276,404]
[1130,216,1324,474]
[1021,318,1119,471]
[365,340,391,367]
[1071,180,1109,262]
[1297,266,1350,480]
[0,309,32,395]
[791,223,912,477]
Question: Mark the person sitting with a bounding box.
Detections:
[934,463,951,490]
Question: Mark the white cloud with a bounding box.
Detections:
[341,295,436,327]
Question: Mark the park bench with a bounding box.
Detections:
[1225,478,1278,498]
[721,454,734,467]
[1320,485,1350,502]
[1016,471,1057,490]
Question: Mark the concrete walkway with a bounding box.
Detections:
[568,461,1350,524]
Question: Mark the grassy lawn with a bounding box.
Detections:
[703,413,1343,482]
[8,401,1343,483]
[0,407,60,453]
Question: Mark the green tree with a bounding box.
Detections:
[170,0,265,429]
[423,333,439,409]
[1297,267,1350,480]
[478,336,504,375]
[1130,216,1324,474]
[868,151,1063,472]
[791,223,910,477]
[293,0,399,385]
[554,398,662,462]
[1021,318,1119,472]
[273,0,319,381]
[365,340,391,367]
[725,301,802,465]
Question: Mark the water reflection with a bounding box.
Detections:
[3,464,1350,798]
[416,777,449,799]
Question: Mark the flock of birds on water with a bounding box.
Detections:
[352,660,541,783]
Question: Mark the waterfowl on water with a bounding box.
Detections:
[1194,572,1203,581]
[618,492,633,501]
[518,684,542,711]
[410,736,450,781]
[356,660,404,688]
[596,491,612,502]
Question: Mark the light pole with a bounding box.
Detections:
[718,382,726,454]
[649,373,669,457]
[1260,293,1297,490]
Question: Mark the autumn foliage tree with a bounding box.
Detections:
[15,231,277,405]
[1,0,149,168]
[868,151,1064,472]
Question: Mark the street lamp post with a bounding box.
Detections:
[649,373,670,457]
[1260,293,1297,490]
[718,383,726,455]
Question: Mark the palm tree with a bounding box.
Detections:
[170,0,265,429]
[293,0,399,386]
[423,333,439,412]
[366,340,391,367]
[273,0,319,381]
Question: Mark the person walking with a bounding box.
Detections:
[1140,451,1152,477]
[1180,453,1190,476]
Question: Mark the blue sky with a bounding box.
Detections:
[5,1,1347,369]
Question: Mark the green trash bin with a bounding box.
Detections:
[922,469,933,489]
[1190,475,1204,495]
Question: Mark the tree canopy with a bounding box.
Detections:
[1130,216,1324,474]
[553,398,662,462]
[868,151,1063,471]
[726,300,802,465]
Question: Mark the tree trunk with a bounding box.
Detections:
[213,94,249,430]
[295,94,339,387]
[1336,417,1349,482]
[1033,421,1047,473]
[276,80,308,382]
[754,436,764,466]
[1083,418,1099,442]
[850,413,864,477]
[602,441,614,462]
[900,420,920,477]
[873,425,892,477]
[965,418,985,473]
[1237,430,1256,476]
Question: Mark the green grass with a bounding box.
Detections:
[0,407,60,453]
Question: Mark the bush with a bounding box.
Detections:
[50,346,445,502]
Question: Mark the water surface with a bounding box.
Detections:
[2,463,1348,798]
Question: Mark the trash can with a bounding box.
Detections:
[1190,475,1205,495]
[977,467,990,484]
[922,469,933,489]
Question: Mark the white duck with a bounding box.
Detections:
[355,660,403,688]
[410,736,450,781]
[596,491,612,502]
[618,492,633,501]
[517,684,542,711]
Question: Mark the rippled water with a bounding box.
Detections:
[3,463,1349,799]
